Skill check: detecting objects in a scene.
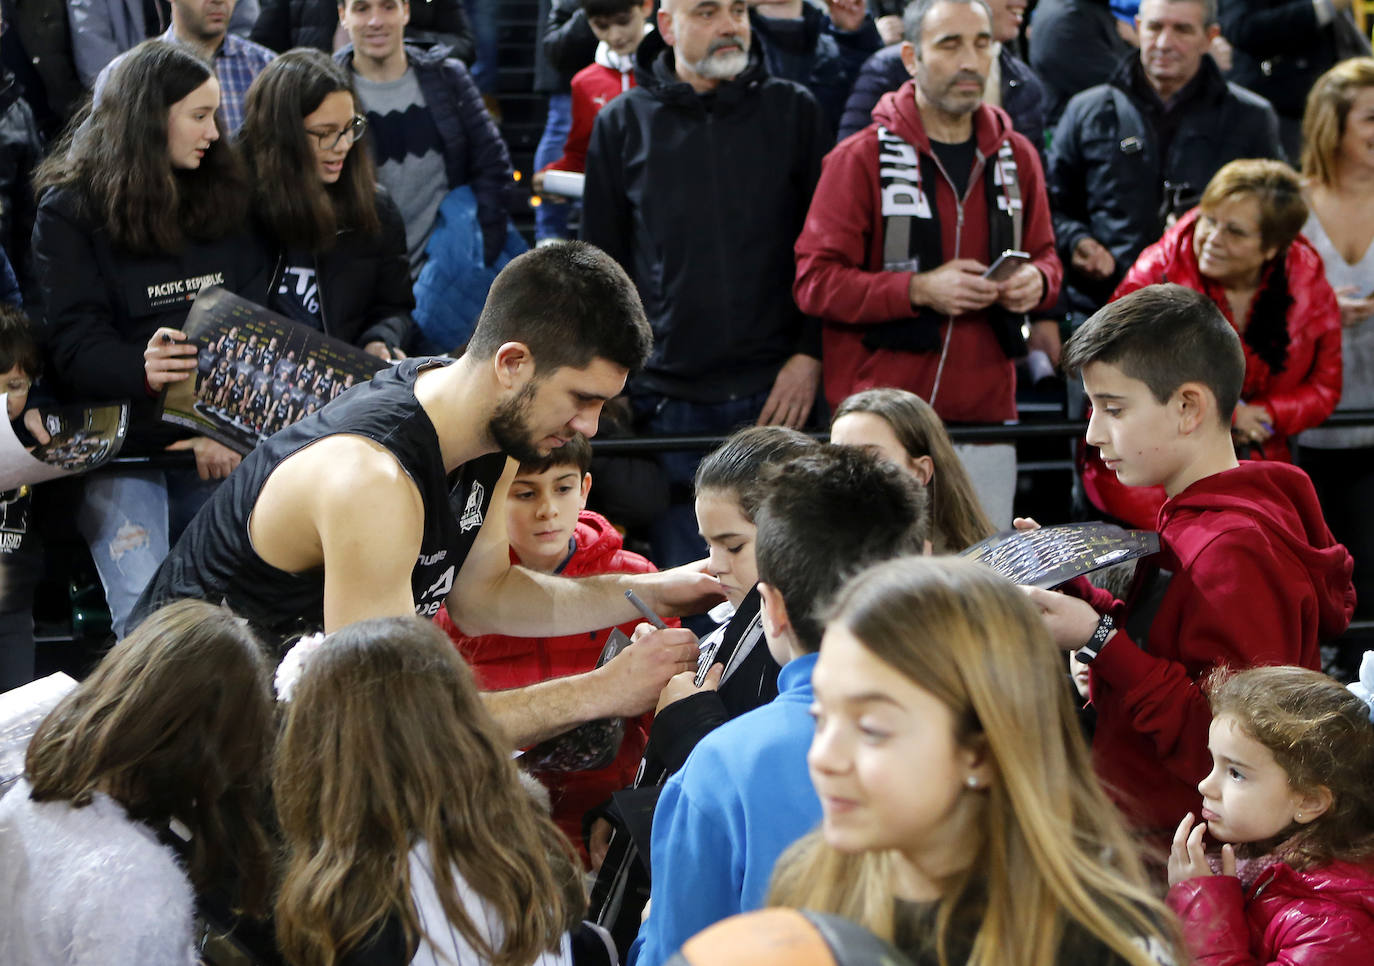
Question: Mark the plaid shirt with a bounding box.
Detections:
[159,26,276,133]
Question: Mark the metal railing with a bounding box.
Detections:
[97,408,1374,467]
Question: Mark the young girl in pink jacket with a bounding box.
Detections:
[1166,658,1374,965]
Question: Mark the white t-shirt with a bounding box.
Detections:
[407,840,573,966]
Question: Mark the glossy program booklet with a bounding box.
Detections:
[959,522,1160,588]
[0,398,128,491]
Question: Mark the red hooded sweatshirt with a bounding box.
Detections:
[1167,858,1374,966]
[793,80,1061,422]
[434,509,667,863]
[1076,462,1354,839]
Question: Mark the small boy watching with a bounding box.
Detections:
[0,304,48,691]
[1027,283,1355,845]
[631,445,929,966]
[435,433,670,864]
[533,0,654,190]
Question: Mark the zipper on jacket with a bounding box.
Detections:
[924,150,986,407]
[315,251,332,338]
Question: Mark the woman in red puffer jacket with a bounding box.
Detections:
[1081,160,1342,529]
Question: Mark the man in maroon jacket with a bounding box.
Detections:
[793,0,1060,525]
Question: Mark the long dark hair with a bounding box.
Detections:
[274,617,583,966]
[35,40,247,254]
[24,599,276,916]
[694,425,819,521]
[238,49,381,251]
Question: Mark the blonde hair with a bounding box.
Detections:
[1207,665,1374,870]
[1302,57,1374,187]
[273,617,583,966]
[1199,159,1308,252]
[769,557,1178,966]
[832,388,995,553]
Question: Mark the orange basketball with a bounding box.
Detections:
[664,908,914,966]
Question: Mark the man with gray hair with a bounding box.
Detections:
[793,0,1060,527]
[1047,0,1284,321]
[582,0,831,568]
[836,0,1047,147]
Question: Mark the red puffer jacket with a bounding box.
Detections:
[1166,859,1374,965]
[434,509,669,863]
[1081,208,1342,528]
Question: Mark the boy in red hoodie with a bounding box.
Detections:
[533,0,654,192]
[434,434,668,864]
[1026,283,1355,847]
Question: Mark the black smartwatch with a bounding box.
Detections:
[1076,613,1115,664]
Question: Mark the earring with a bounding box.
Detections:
[1295,811,1304,822]
[965,776,978,789]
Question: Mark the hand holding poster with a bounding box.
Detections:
[0,398,129,491]
[158,286,388,454]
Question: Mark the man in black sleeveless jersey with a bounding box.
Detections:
[137,242,720,747]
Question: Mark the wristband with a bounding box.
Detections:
[1076,613,1115,664]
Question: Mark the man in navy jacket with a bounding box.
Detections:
[337,0,512,274]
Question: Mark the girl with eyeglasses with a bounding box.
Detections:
[237,48,416,361]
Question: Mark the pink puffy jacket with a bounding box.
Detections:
[1166,858,1374,965]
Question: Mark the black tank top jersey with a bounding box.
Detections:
[132,359,507,643]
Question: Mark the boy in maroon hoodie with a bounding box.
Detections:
[1026,283,1355,846]
[434,433,670,864]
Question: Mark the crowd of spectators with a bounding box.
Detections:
[3,0,1374,963]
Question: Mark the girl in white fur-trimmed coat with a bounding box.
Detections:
[0,599,276,966]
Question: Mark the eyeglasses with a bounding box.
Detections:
[305,114,367,152]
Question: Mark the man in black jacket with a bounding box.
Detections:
[836,0,1045,147]
[582,0,828,568]
[1046,0,1283,318]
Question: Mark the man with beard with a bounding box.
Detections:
[581,0,830,568]
[132,243,718,748]
[792,0,1059,527]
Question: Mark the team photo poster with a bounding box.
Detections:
[159,286,388,454]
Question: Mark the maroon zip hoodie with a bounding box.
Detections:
[793,79,1061,422]
[1080,461,1354,839]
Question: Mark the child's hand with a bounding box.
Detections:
[22,408,50,445]
[1021,586,1102,650]
[1167,812,1236,887]
[656,662,723,715]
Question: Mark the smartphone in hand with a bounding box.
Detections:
[983,249,1031,282]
